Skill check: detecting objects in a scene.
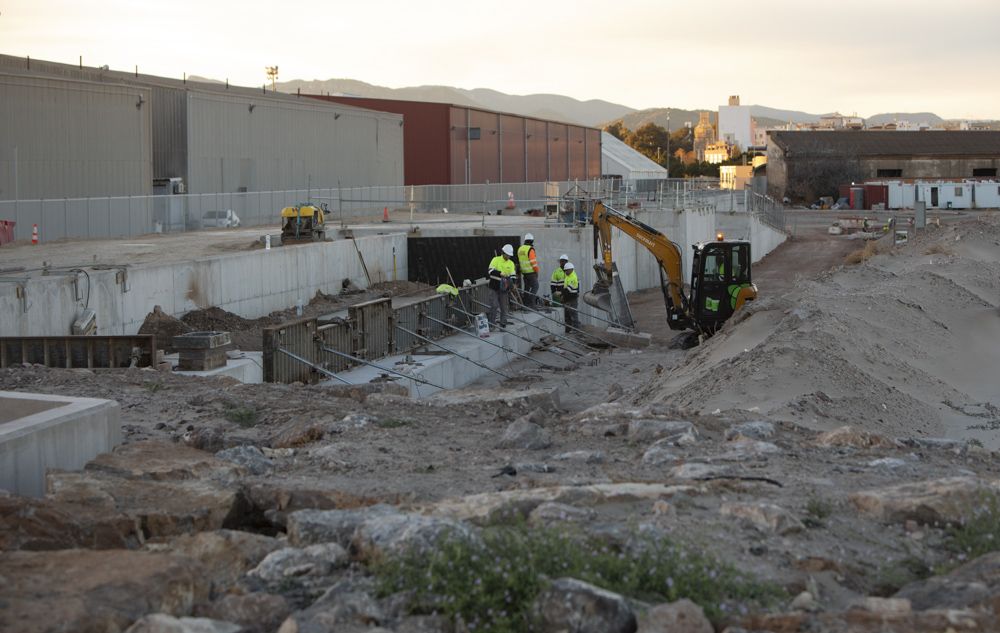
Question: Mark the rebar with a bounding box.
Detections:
[318,345,444,390]
[276,346,351,385]
[394,325,511,379]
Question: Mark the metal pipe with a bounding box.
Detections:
[276,347,351,385]
[509,298,620,348]
[449,303,584,358]
[318,345,444,390]
[516,288,630,329]
[395,325,511,379]
[421,315,556,368]
[464,299,587,354]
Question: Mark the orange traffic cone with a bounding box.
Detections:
[31,224,38,245]
[382,206,390,223]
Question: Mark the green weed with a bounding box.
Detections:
[945,492,1000,560]
[372,527,784,631]
[376,417,410,429]
[224,405,259,428]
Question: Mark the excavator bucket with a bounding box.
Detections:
[584,263,636,330]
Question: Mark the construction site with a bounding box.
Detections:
[3,57,1000,633]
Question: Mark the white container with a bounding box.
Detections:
[265,234,271,250]
[476,313,490,338]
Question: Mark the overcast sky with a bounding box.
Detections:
[2,0,998,119]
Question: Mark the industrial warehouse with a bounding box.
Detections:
[3,51,1000,633]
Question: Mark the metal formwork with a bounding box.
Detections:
[0,335,156,369]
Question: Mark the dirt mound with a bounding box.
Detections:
[138,306,192,352]
[642,214,1000,447]
[181,307,257,332]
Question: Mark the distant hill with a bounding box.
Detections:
[274,78,634,127]
[613,108,712,131]
[865,112,945,126]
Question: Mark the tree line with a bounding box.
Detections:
[604,121,746,178]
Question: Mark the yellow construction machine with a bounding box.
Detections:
[585,200,757,342]
[280,203,328,243]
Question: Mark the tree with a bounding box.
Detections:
[626,123,670,165]
[603,121,630,141]
[670,127,694,154]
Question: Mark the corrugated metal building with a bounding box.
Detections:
[310,96,601,186]
[600,132,667,181]
[767,130,1000,202]
[0,73,153,200]
[0,55,403,197]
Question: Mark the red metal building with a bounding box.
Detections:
[309,96,602,186]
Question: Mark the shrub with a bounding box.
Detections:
[844,240,879,265]
[945,493,1000,560]
[373,527,784,632]
[224,405,259,428]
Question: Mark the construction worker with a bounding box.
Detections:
[487,244,517,328]
[517,233,540,307]
[562,262,580,333]
[550,254,569,304]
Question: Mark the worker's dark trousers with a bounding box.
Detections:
[521,273,539,306]
[563,295,579,331]
[489,288,510,327]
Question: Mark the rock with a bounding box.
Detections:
[497,419,552,450]
[149,530,282,590]
[669,463,728,480]
[194,593,290,633]
[867,457,908,470]
[394,615,454,633]
[551,450,605,464]
[642,445,678,466]
[528,502,597,526]
[638,599,712,632]
[716,439,781,461]
[0,549,210,633]
[532,577,637,633]
[815,426,897,449]
[789,591,819,612]
[725,421,776,441]
[849,476,1000,525]
[278,579,385,631]
[628,420,697,445]
[568,402,629,423]
[44,442,249,541]
[123,614,242,633]
[215,446,274,476]
[249,543,349,582]
[335,413,375,430]
[0,493,137,551]
[859,597,911,615]
[514,462,554,473]
[720,502,805,535]
[287,506,476,560]
[895,551,1000,610]
[270,419,327,449]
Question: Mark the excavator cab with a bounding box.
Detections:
[689,239,755,334]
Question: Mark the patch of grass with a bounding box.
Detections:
[924,243,953,256]
[143,381,166,393]
[945,492,1000,560]
[373,527,784,631]
[224,405,259,428]
[844,240,879,265]
[804,496,833,528]
[376,417,411,429]
[871,556,932,596]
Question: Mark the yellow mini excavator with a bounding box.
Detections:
[585,200,757,342]
[280,203,327,243]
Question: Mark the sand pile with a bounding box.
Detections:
[642,214,1000,446]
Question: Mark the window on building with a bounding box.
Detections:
[468,127,481,140]
[973,168,997,177]
[955,187,963,196]
[876,169,903,178]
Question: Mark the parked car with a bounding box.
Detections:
[201,209,241,228]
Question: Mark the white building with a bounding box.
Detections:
[880,180,1000,209]
[601,132,668,181]
[718,95,753,152]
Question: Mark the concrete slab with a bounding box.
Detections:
[603,327,653,349]
[0,391,120,497]
[169,351,264,384]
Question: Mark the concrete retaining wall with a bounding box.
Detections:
[0,233,407,337]
[0,391,120,497]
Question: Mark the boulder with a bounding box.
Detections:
[194,593,290,633]
[497,419,552,450]
[720,502,805,535]
[637,599,712,633]
[815,426,897,449]
[849,476,1000,525]
[551,450,605,464]
[628,420,697,445]
[716,439,781,461]
[149,530,282,590]
[123,614,242,633]
[277,579,385,632]
[82,441,245,481]
[0,549,210,633]
[642,445,678,467]
[286,505,398,547]
[528,502,597,526]
[895,551,1000,610]
[249,543,349,582]
[532,577,637,633]
[215,446,274,476]
[0,492,137,551]
[725,421,776,441]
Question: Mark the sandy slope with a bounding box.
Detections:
[642,213,1000,447]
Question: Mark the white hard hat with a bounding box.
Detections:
[502,244,514,256]
[559,253,569,261]
[524,233,534,242]
[564,262,575,271]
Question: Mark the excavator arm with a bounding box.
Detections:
[591,201,690,327]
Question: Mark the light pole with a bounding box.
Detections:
[666,114,670,179]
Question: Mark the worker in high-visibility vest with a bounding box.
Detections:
[562,262,580,333]
[549,253,569,305]
[517,233,540,307]
[487,244,517,328]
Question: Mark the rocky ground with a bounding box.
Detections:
[2,213,1000,633]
